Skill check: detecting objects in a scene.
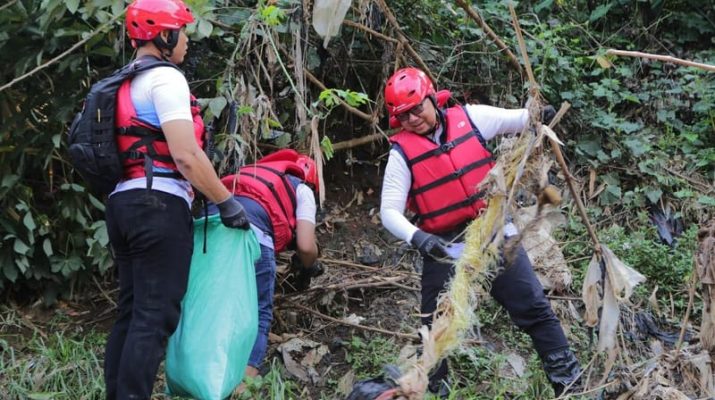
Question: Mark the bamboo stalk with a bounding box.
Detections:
[508,5,536,88]
[508,5,600,251]
[606,49,715,72]
[455,0,524,77]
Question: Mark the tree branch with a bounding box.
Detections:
[455,0,524,77]
[0,13,122,93]
[606,49,715,72]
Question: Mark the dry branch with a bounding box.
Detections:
[0,13,122,93]
[606,49,715,72]
[343,19,399,43]
[283,301,420,340]
[331,132,386,151]
[302,68,375,123]
[455,0,524,76]
[374,0,436,84]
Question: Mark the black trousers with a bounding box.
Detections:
[421,242,569,383]
[104,189,193,400]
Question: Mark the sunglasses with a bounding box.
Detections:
[395,102,425,122]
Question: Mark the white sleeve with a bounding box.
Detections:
[464,104,529,141]
[380,149,419,243]
[295,183,316,224]
[149,67,193,124]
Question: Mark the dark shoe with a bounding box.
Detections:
[542,348,582,397]
[427,359,450,399]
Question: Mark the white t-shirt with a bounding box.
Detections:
[111,66,195,206]
[251,183,316,249]
[380,105,529,243]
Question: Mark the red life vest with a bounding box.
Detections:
[221,160,306,252]
[114,80,205,180]
[389,106,494,233]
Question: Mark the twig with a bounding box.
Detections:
[319,257,419,277]
[331,132,386,151]
[93,275,117,308]
[663,166,714,194]
[676,263,698,352]
[19,315,48,340]
[547,103,601,252]
[606,49,715,72]
[546,295,583,302]
[455,0,524,77]
[0,0,18,12]
[0,13,122,93]
[374,0,436,84]
[302,68,375,122]
[343,20,399,44]
[282,301,420,340]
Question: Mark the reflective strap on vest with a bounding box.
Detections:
[411,156,494,196]
[407,131,474,166]
[419,189,487,220]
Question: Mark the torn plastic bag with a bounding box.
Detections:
[312,0,351,48]
[347,365,401,400]
[165,214,260,400]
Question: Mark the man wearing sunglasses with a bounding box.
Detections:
[379,67,580,397]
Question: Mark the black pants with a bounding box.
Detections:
[104,189,193,400]
[421,242,569,383]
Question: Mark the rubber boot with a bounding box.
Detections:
[542,348,582,397]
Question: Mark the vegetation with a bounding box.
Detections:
[0,0,713,398]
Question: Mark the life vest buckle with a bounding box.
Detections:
[440,142,455,153]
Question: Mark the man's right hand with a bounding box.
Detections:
[410,230,449,260]
[216,196,250,230]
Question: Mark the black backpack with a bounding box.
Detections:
[67,57,179,195]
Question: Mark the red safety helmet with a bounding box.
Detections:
[384,67,435,117]
[126,0,194,41]
[296,154,319,194]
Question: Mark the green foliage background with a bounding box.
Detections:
[0,0,713,301]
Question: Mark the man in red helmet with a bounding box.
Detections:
[104,0,250,398]
[219,149,322,383]
[379,67,580,397]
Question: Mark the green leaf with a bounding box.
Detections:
[197,19,213,39]
[645,188,662,204]
[697,195,715,206]
[623,138,648,156]
[13,238,30,255]
[65,0,79,13]
[88,194,106,212]
[28,393,62,400]
[3,262,18,283]
[589,3,614,22]
[321,136,334,161]
[208,96,228,119]
[42,238,53,257]
[23,212,36,231]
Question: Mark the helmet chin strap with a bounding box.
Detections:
[151,29,180,60]
[424,95,442,138]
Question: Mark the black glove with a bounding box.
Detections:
[288,253,324,291]
[410,230,449,260]
[216,196,250,230]
[541,105,556,125]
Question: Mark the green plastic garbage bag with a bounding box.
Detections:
[166,214,260,399]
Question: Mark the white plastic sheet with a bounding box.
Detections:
[581,244,646,352]
[312,0,352,48]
